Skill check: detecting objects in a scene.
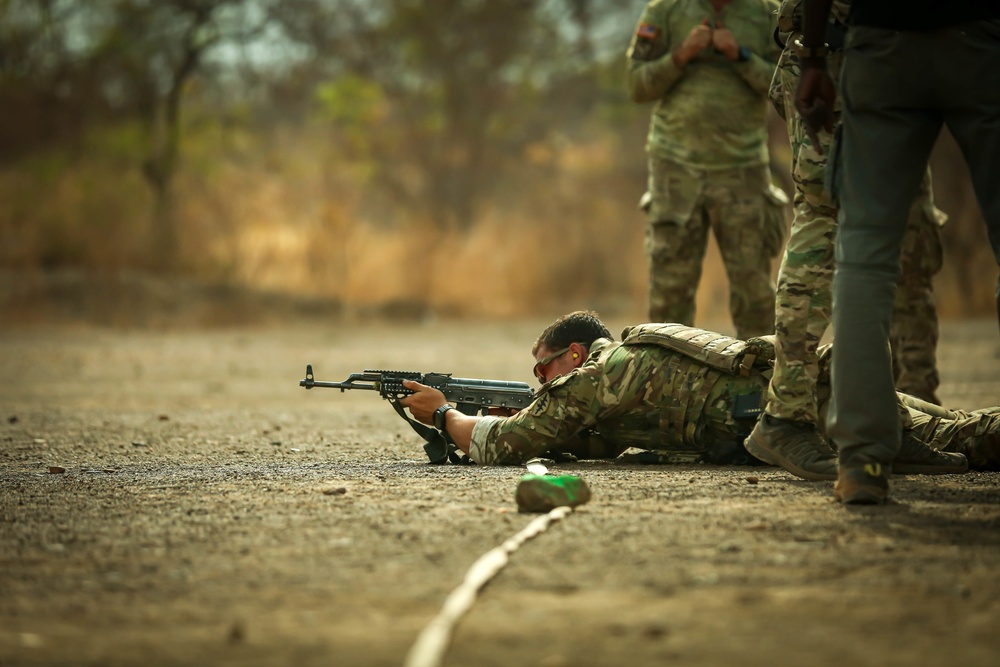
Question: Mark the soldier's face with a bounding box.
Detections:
[533,345,577,385]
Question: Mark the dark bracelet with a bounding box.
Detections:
[433,403,455,432]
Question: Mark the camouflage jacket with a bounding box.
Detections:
[468,326,776,466]
[626,0,781,169]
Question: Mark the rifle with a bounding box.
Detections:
[299,364,535,464]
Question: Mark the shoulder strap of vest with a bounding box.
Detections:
[620,323,776,377]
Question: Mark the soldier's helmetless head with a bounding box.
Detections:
[532,310,613,357]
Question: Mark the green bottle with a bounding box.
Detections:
[515,474,591,513]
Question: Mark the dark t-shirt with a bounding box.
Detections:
[849,0,1000,30]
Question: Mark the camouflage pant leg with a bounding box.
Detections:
[703,164,778,339]
[766,44,942,421]
[645,158,710,326]
[906,406,1000,470]
[890,173,945,403]
[765,51,838,424]
[645,158,778,335]
[897,391,955,420]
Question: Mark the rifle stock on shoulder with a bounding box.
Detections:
[299,364,535,463]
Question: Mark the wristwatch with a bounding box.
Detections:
[737,45,752,62]
[793,38,829,59]
[433,403,455,432]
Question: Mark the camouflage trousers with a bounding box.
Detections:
[643,157,785,340]
[902,398,1000,471]
[815,391,1000,471]
[764,44,945,424]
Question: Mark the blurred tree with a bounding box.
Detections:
[1,0,273,270]
[2,0,991,318]
[271,0,637,231]
[0,0,93,156]
[1,0,640,241]
[94,0,272,270]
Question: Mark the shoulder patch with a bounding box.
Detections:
[530,392,550,416]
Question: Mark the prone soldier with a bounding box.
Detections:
[398,311,1000,475]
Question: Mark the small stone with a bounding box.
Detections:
[132,441,147,447]
[48,466,66,474]
[158,414,170,421]
[526,461,549,476]
[322,487,347,496]
[745,476,759,485]
[228,621,245,644]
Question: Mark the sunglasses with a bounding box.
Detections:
[532,345,573,385]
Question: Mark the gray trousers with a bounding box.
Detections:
[827,21,1000,465]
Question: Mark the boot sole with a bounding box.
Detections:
[745,432,838,481]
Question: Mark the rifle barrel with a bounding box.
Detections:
[300,366,382,392]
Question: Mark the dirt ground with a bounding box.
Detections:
[2,314,1000,667]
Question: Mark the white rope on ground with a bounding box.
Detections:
[403,505,574,667]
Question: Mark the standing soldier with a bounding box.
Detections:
[744,0,947,480]
[627,0,787,340]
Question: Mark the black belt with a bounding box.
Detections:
[774,20,848,52]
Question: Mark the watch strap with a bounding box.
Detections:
[433,403,456,432]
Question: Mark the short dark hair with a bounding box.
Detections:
[531,310,613,357]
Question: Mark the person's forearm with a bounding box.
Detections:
[442,410,475,454]
[802,0,835,48]
[627,54,685,103]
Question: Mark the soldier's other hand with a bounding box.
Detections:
[795,67,836,153]
[676,19,713,66]
[712,21,739,60]
[399,380,446,425]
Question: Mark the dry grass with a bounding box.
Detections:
[0,123,995,327]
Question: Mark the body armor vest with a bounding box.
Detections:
[620,323,776,377]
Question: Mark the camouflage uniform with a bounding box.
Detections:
[466,325,999,468]
[764,0,946,425]
[902,402,1000,472]
[627,0,786,339]
[470,326,772,466]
